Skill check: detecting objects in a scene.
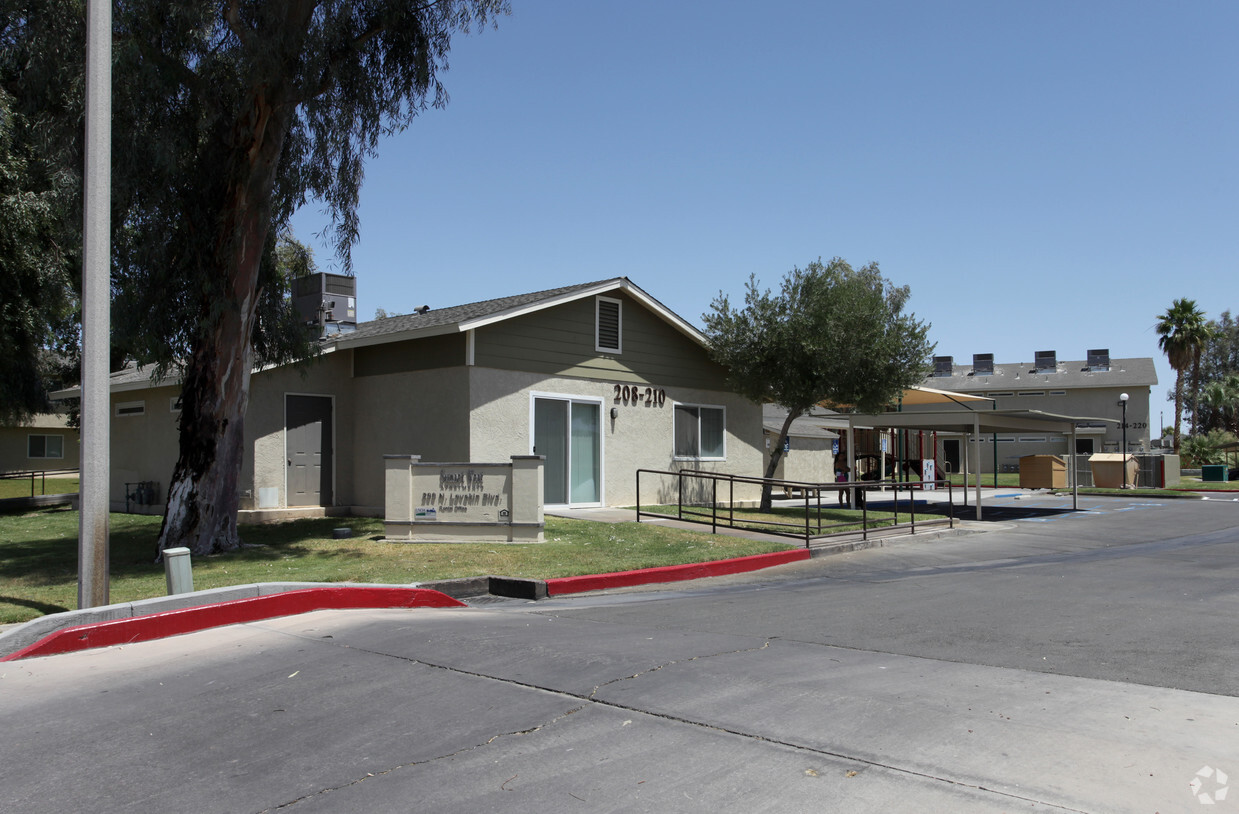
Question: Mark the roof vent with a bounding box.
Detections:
[972,353,994,375]
[1034,350,1057,373]
[1086,348,1110,371]
[414,305,430,315]
[932,356,954,377]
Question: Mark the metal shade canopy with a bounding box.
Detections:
[838,408,1118,520]
[818,385,994,410]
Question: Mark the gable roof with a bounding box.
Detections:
[337,277,707,350]
[52,277,708,397]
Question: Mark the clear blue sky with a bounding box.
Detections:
[290,1,1238,434]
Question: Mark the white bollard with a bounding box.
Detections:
[163,547,194,595]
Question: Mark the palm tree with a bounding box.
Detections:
[1156,298,1211,453]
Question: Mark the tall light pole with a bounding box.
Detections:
[79,0,112,608]
[1119,392,1130,489]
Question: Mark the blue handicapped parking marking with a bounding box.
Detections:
[1015,501,1163,523]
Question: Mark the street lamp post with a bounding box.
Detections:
[1119,392,1130,489]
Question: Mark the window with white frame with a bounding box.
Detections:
[674,404,725,459]
[596,296,622,353]
[27,434,64,459]
[116,400,145,417]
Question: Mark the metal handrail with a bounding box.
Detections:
[0,468,80,497]
[635,468,956,546]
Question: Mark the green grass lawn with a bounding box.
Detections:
[0,475,79,500]
[0,506,796,625]
[1176,476,1239,490]
[641,503,900,534]
[946,473,1022,488]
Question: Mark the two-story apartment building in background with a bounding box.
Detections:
[917,349,1157,475]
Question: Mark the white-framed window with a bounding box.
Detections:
[1017,391,1045,397]
[673,403,725,459]
[116,400,145,417]
[988,391,1014,397]
[27,434,64,459]
[1018,437,1047,443]
[169,395,182,413]
[1049,390,1067,396]
[595,296,622,353]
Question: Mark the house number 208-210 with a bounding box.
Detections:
[614,385,666,407]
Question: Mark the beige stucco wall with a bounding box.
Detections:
[108,384,182,511]
[244,350,357,510]
[766,432,836,486]
[467,367,764,507]
[100,349,360,513]
[347,363,471,513]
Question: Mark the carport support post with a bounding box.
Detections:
[846,419,857,509]
[1070,428,1079,510]
[973,414,983,520]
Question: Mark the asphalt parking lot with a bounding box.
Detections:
[3,494,1238,813]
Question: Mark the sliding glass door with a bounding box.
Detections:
[533,396,601,506]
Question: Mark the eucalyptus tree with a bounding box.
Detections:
[1156,298,1211,453]
[3,0,507,556]
[703,258,934,511]
[0,82,80,423]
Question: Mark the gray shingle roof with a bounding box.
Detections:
[762,404,843,438]
[54,276,705,397]
[340,278,625,344]
[925,357,1157,391]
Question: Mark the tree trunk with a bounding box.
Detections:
[156,90,293,558]
[1189,350,1204,436]
[759,410,801,512]
[1173,370,1184,454]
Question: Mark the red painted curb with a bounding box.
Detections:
[545,548,811,595]
[2,587,465,662]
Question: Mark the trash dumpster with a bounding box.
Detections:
[1019,455,1066,489]
[1089,453,1139,488]
[1201,464,1228,482]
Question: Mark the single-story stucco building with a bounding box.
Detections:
[0,412,81,475]
[69,277,767,517]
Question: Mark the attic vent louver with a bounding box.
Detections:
[1087,348,1110,371]
[932,356,954,377]
[1034,350,1057,373]
[973,353,994,375]
[596,297,621,353]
